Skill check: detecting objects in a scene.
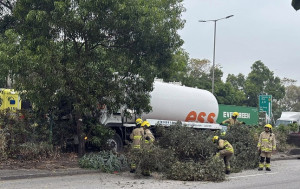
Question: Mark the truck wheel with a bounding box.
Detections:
[107,133,124,152]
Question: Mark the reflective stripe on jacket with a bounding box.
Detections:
[218,139,234,153]
[144,129,155,144]
[130,128,144,149]
[257,131,276,152]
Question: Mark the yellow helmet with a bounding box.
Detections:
[136,118,143,125]
[141,121,150,127]
[212,136,219,143]
[264,124,272,129]
[232,112,239,117]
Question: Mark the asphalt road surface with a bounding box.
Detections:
[1,159,299,189]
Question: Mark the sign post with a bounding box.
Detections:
[259,95,272,123]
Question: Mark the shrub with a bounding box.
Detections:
[0,128,8,160]
[146,124,226,181]
[79,151,128,173]
[156,124,216,162]
[273,125,294,152]
[127,145,176,174]
[18,142,53,160]
[223,125,259,172]
[166,157,225,181]
[85,124,115,151]
[0,110,51,160]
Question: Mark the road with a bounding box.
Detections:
[1,159,299,189]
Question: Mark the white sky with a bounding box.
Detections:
[179,0,300,85]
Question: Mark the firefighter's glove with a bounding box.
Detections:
[241,121,246,124]
[145,136,150,141]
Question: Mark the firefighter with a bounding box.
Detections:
[129,118,145,173]
[221,112,245,130]
[213,136,234,174]
[141,121,155,145]
[257,124,276,171]
[140,120,155,176]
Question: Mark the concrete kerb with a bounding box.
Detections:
[272,148,300,161]
[1,151,299,181]
[0,168,98,181]
[272,153,300,161]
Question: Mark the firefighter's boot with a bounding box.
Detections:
[258,163,264,171]
[265,163,271,171]
[130,163,136,173]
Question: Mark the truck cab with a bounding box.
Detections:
[275,112,300,126]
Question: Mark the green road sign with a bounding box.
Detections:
[259,95,272,116]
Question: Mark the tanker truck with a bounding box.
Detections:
[100,80,222,151]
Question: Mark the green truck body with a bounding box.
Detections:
[217,104,259,126]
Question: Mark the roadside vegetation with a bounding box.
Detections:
[79,123,297,181]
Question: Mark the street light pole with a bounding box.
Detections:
[199,15,234,95]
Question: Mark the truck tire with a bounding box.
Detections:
[107,133,124,152]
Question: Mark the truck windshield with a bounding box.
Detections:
[275,120,292,126]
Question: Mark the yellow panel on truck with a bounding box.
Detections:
[0,89,21,112]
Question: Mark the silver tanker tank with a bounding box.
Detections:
[143,80,219,126]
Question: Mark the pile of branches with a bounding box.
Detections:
[127,123,259,181]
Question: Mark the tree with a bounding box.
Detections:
[281,77,297,87]
[226,73,245,91]
[180,58,212,90]
[0,0,17,33]
[158,48,189,82]
[292,0,300,10]
[244,61,285,107]
[2,0,185,155]
[279,85,300,112]
[215,82,246,106]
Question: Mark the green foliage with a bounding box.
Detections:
[166,157,225,181]
[79,151,128,173]
[0,0,186,155]
[292,0,300,10]
[156,125,216,161]
[160,48,189,82]
[244,61,285,107]
[0,110,51,159]
[226,73,245,90]
[276,124,290,134]
[86,124,115,150]
[273,124,298,152]
[133,125,226,181]
[127,145,176,174]
[221,125,259,172]
[0,128,8,160]
[18,142,53,160]
[180,58,212,91]
[215,82,246,105]
[279,85,300,112]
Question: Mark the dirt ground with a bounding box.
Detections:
[0,153,79,170]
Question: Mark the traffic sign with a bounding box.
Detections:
[259,95,272,117]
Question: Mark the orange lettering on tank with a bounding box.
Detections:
[207,113,216,123]
[185,111,197,122]
[197,112,206,123]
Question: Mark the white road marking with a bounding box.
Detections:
[228,172,278,179]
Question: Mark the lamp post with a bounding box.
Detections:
[199,15,234,95]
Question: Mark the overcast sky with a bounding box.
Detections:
[179,0,300,85]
